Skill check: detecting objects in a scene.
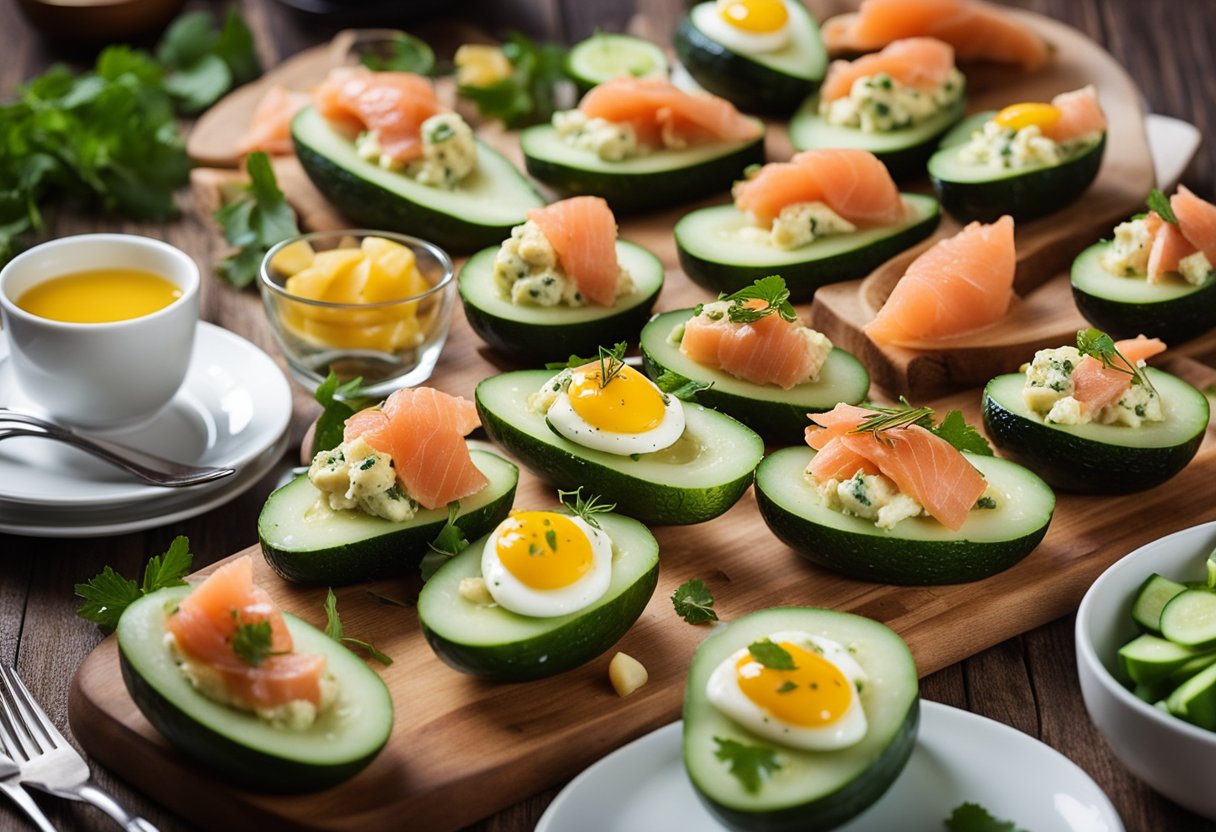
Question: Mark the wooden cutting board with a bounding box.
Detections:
[69,8,1216,832]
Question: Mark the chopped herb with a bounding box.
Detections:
[76,536,194,632]
[214,151,300,288]
[428,121,456,144]
[230,617,274,667]
[975,496,997,509]
[358,32,435,75]
[873,101,891,117]
[323,588,392,665]
[629,452,641,461]
[420,502,470,581]
[654,370,713,401]
[776,681,798,694]
[748,638,797,670]
[718,276,797,324]
[713,737,781,794]
[545,529,558,551]
[671,578,718,624]
[1146,188,1178,225]
[311,372,373,456]
[358,457,377,471]
[944,802,1028,832]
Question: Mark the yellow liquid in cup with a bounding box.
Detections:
[16,269,183,323]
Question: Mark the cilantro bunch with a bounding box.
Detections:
[458,33,568,128]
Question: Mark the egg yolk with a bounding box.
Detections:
[736,642,853,727]
[495,512,594,590]
[994,102,1062,132]
[567,362,666,434]
[718,0,788,33]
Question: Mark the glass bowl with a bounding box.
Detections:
[259,229,455,397]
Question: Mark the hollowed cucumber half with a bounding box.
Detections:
[684,606,918,831]
[458,240,664,364]
[417,511,658,680]
[1071,241,1216,343]
[476,369,765,525]
[519,123,766,213]
[981,369,1210,493]
[293,106,544,253]
[674,195,940,302]
[788,96,966,180]
[755,447,1055,585]
[928,111,1105,223]
[258,449,519,585]
[640,309,870,444]
[566,33,668,95]
[117,586,393,793]
[674,1,827,115]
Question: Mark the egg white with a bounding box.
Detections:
[481,514,614,618]
[698,0,793,55]
[707,630,868,751]
[546,381,685,456]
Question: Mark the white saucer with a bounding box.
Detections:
[0,322,292,507]
[536,701,1124,832]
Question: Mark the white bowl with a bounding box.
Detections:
[1076,521,1216,818]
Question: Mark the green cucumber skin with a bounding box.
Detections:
[929,135,1105,223]
[676,208,940,302]
[293,139,530,254]
[1071,242,1216,343]
[981,373,1208,494]
[674,19,819,115]
[521,133,766,214]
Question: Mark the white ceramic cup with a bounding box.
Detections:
[0,234,200,430]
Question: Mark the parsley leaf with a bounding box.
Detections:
[214,151,300,287]
[230,617,274,666]
[1146,188,1178,225]
[720,276,797,324]
[458,33,567,128]
[671,578,718,624]
[558,487,616,529]
[359,33,436,75]
[930,409,993,456]
[713,737,781,794]
[323,588,393,665]
[157,7,261,115]
[748,638,797,670]
[1076,327,1157,396]
[76,537,196,632]
[420,503,470,581]
[944,802,1027,832]
[654,370,712,401]
[311,372,373,456]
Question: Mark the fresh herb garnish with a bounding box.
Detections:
[420,502,470,581]
[76,537,193,632]
[930,409,994,456]
[671,578,718,624]
[748,638,798,670]
[944,802,1028,832]
[457,33,568,128]
[654,370,713,401]
[597,341,629,388]
[850,398,935,438]
[156,7,261,115]
[358,32,435,75]
[719,275,797,324]
[713,737,782,794]
[1146,188,1178,225]
[230,616,275,667]
[776,681,798,694]
[311,372,374,456]
[323,588,393,665]
[544,529,559,551]
[558,487,616,529]
[214,151,300,287]
[1076,327,1157,396]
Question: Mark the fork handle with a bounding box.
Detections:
[48,784,158,832]
[0,781,58,832]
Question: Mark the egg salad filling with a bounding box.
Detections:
[810,469,999,530]
[308,436,418,522]
[1022,346,1163,427]
[553,110,641,161]
[959,103,1099,171]
[731,185,859,250]
[707,632,868,751]
[1099,216,1214,284]
[356,112,478,188]
[820,69,964,133]
[492,219,635,306]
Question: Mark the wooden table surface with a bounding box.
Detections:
[1,0,1214,830]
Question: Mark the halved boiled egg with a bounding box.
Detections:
[481,510,613,617]
[699,0,792,54]
[707,630,868,750]
[994,102,1061,132]
[546,362,685,455]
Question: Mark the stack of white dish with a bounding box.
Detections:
[0,323,292,537]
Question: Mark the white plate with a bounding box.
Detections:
[0,322,291,507]
[536,701,1124,832]
[1145,113,1202,191]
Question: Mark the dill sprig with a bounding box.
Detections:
[1076,328,1157,397]
[558,487,616,529]
[597,341,629,388]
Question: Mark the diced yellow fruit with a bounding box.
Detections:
[994,102,1061,132]
[608,652,648,698]
[269,240,316,276]
[285,264,336,299]
[308,249,367,303]
[455,44,513,89]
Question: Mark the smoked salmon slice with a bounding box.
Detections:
[313,67,442,164]
[805,403,986,531]
[165,557,328,712]
[1171,186,1216,263]
[864,215,1015,346]
[680,299,827,389]
[806,438,880,481]
[237,85,310,156]
[578,77,761,148]
[1040,86,1107,143]
[343,387,487,510]
[805,403,883,450]
[1071,336,1166,415]
[527,197,623,307]
[822,0,1051,71]
[733,148,906,227]
[1147,221,1195,284]
[820,38,957,102]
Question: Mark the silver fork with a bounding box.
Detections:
[0,408,235,488]
[0,749,57,832]
[0,666,158,832]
